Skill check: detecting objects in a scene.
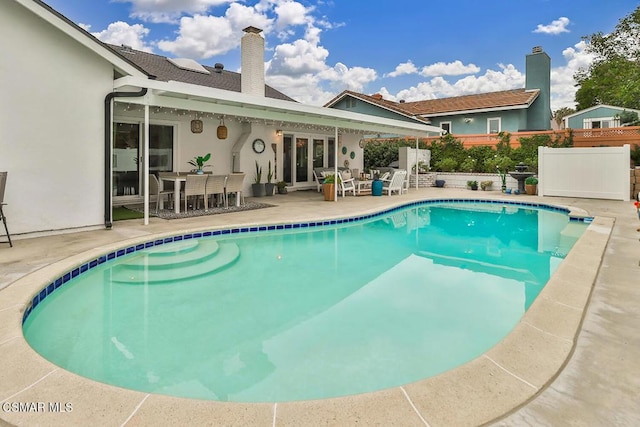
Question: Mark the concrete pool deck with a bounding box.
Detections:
[0,188,638,426]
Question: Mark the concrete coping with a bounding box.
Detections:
[0,199,611,426]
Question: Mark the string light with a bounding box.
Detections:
[113,103,380,135]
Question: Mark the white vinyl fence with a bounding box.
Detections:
[538,145,631,201]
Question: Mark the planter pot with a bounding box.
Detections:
[196,169,204,175]
[525,184,537,195]
[323,183,335,201]
[252,183,265,197]
[264,183,275,196]
[371,180,383,196]
[435,180,445,188]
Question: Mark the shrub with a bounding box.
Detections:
[459,157,476,172]
[435,157,458,172]
[525,176,538,185]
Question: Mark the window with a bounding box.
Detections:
[583,117,619,129]
[346,98,357,108]
[440,122,451,134]
[487,117,501,134]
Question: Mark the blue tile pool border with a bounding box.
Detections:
[20,198,589,325]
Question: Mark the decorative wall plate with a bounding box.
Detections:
[350,151,355,159]
[342,146,348,155]
[252,138,265,153]
[190,119,203,134]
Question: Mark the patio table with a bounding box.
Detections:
[356,179,373,195]
[159,172,187,214]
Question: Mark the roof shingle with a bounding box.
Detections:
[327,89,539,117]
[106,44,295,102]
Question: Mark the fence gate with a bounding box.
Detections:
[538,145,631,201]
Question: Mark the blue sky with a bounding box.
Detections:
[45,0,638,110]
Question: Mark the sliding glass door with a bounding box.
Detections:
[113,122,174,199]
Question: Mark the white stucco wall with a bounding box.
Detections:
[0,1,115,236]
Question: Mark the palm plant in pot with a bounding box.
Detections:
[188,153,211,174]
[467,180,478,190]
[322,174,336,201]
[264,160,275,196]
[252,160,265,197]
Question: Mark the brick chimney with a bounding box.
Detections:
[241,26,265,97]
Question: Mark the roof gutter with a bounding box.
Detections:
[104,88,148,229]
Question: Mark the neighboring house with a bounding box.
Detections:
[0,0,441,238]
[326,47,552,135]
[562,105,640,129]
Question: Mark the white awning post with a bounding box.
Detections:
[334,127,339,202]
[415,137,419,189]
[143,103,150,225]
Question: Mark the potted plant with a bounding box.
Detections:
[188,153,211,174]
[525,176,538,195]
[276,181,288,194]
[467,180,478,190]
[322,174,336,201]
[480,180,493,191]
[264,160,275,196]
[496,166,507,192]
[252,161,265,197]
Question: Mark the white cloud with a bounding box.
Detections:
[157,4,273,58]
[318,63,377,92]
[87,21,153,52]
[385,61,418,78]
[549,40,595,109]
[395,64,524,102]
[266,73,334,105]
[533,17,570,35]
[274,1,312,29]
[375,42,595,112]
[268,38,329,75]
[419,60,480,77]
[115,0,234,24]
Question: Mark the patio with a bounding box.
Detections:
[0,188,638,426]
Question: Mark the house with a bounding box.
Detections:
[0,0,441,238]
[562,104,640,129]
[326,47,552,135]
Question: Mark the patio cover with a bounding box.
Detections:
[111,76,444,223]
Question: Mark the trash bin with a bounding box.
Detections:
[372,179,383,196]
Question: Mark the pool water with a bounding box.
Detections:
[23,202,587,402]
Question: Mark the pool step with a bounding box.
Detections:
[110,241,240,284]
[118,240,220,269]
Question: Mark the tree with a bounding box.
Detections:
[553,107,575,127]
[574,6,640,110]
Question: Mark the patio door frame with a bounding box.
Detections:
[112,117,178,203]
[283,133,333,188]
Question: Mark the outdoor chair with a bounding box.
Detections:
[0,171,12,247]
[183,174,208,211]
[149,174,173,214]
[382,170,407,196]
[313,168,325,192]
[337,171,356,197]
[225,173,246,207]
[205,175,227,209]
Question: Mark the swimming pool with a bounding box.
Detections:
[22,200,588,403]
